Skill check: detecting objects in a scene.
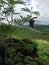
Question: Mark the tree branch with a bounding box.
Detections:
[0,13,5,17]
[2,1,10,25]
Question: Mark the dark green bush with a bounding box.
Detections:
[0,23,14,37]
[0,38,45,65]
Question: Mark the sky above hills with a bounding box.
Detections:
[0,0,49,25]
[26,0,49,25]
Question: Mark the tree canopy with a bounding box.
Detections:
[0,0,26,25]
[0,0,40,26]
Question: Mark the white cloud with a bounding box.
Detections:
[1,0,49,25]
[29,0,49,24]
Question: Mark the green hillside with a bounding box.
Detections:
[12,26,49,41]
[0,24,49,65]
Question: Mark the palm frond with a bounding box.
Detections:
[8,0,14,5]
[14,0,26,5]
[32,11,40,16]
[21,7,31,12]
[7,0,26,5]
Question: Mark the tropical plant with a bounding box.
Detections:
[0,0,26,25]
[21,7,40,27]
[21,7,40,18]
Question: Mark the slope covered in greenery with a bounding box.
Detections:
[0,24,49,65]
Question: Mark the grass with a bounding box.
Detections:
[11,26,49,41]
[0,24,49,65]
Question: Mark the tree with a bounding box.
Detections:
[0,0,26,25]
[0,0,40,27]
[21,7,40,27]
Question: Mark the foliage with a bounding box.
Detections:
[0,37,45,65]
[0,0,26,25]
[0,25,49,65]
[32,11,40,16]
[0,0,40,26]
[21,7,40,17]
[21,7,31,12]
[21,7,40,27]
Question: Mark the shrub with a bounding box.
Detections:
[0,38,45,65]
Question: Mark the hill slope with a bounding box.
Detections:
[11,26,49,42]
[0,25,49,65]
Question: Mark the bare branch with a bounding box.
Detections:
[2,1,10,24]
[0,13,5,17]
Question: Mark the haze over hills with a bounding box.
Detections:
[34,20,49,25]
[26,0,49,25]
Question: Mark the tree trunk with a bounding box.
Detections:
[29,19,35,28]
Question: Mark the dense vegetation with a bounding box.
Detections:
[0,24,49,65]
[0,0,48,65]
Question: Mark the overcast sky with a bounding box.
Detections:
[26,0,49,25]
[0,0,49,25]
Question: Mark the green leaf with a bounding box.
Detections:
[0,0,2,3]
[14,0,26,5]
[0,4,2,7]
[8,0,26,5]
[0,18,5,20]
[13,13,20,14]
[2,10,8,14]
[33,11,40,16]
[21,7,31,12]
[8,0,14,5]
[3,6,14,13]
[24,44,33,51]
